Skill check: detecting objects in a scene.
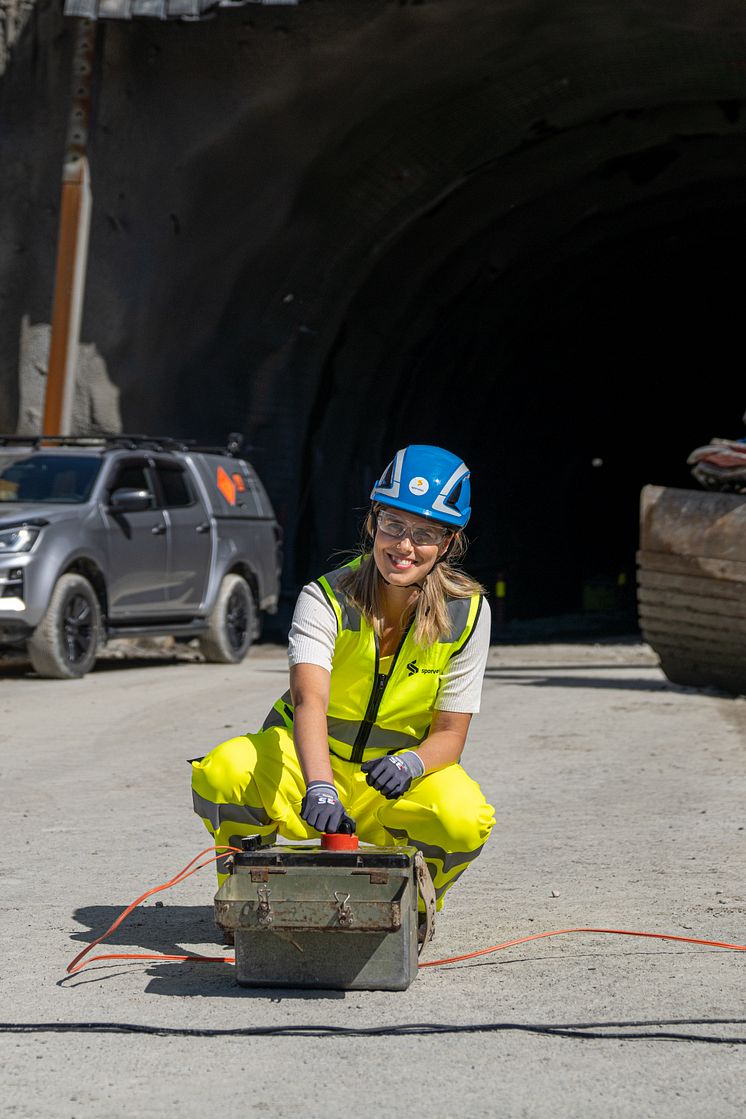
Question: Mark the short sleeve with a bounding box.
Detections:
[434,598,491,713]
[287,583,338,672]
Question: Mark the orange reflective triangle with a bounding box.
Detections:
[216,466,236,506]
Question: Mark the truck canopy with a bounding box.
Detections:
[187,453,275,520]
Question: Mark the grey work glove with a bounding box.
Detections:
[360,751,425,800]
[300,781,356,834]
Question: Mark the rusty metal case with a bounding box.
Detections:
[215,844,419,990]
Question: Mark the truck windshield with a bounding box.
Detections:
[0,454,102,503]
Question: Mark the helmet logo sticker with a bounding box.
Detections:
[409,476,429,496]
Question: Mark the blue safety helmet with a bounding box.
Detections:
[370,445,471,529]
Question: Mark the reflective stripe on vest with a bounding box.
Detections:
[262,559,482,763]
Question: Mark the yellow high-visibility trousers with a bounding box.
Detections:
[191,725,495,910]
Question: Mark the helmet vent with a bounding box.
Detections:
[446,479,463,509]
[380,461,394,488]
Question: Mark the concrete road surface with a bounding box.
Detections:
[1,640,744,1118]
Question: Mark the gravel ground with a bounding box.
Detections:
[0,638,744,1118]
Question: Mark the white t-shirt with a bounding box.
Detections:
[288,580,491,713]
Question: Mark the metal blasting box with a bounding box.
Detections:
[215,842,419,990]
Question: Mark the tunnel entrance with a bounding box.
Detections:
[301,173,746,639]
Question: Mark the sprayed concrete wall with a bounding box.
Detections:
[2,0,746,616]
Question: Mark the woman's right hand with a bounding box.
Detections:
[300,781,356,834]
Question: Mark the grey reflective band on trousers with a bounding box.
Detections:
[384,827,485,874]
[192,788,271,831]
[384,826,485,897]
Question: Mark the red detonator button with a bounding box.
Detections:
[321,833,359,851]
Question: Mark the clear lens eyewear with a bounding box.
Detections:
[376,511,450,547]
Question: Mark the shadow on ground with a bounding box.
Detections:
[482,671,682,693]
[0,654,197,678]
[66,904,347,1000]
[71,904,220,951]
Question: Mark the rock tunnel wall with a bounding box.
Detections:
[2,0,746,621]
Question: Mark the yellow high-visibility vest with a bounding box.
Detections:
[263,558,483,763]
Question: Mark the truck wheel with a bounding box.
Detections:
[27,574,101,679]
[200,574,256,664]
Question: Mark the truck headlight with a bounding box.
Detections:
[0,526,40,552]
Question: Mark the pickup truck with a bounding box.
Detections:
[0,435,282,678]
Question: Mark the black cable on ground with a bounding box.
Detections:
[0,1019,745,1043]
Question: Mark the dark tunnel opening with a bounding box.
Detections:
[6,0,746,653]
[300,181,746,640]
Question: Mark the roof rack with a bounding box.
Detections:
[0,434,111,449]
[0,433,247,457]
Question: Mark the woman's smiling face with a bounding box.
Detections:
[372,508,451,589]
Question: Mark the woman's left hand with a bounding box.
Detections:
[361,751,425,799]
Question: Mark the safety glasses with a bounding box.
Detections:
[375,509,451,547]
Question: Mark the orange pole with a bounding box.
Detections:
[43,19,96,437]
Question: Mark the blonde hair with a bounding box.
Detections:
[337,506,485,648]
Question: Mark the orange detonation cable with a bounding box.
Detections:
[420,928,746,968]
[66,846,241,975]
[65,847,746,978]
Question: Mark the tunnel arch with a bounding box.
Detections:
[292,98,746,631]
[88,6,746,628]
[184,6,746,632]
[7,0,746,637]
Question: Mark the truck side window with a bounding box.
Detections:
[157,465,194,508]
[110,463,154,506]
